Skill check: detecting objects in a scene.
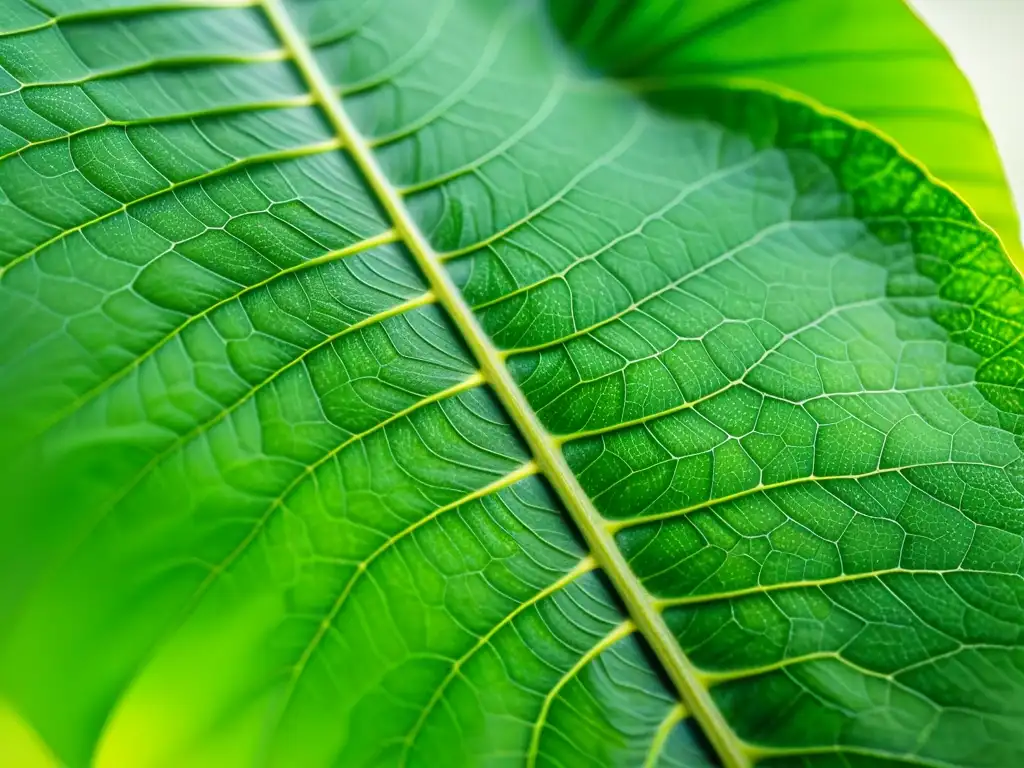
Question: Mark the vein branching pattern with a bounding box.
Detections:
[0,1,1022,767]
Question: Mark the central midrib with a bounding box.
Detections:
[258,2,749,766]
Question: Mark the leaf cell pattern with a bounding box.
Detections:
[0,1,1022,768]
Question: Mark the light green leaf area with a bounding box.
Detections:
[550,0,1023,258]
[0,1,1022,768]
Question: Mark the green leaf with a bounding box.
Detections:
[1,1,1022,767]
[550,0,1023,259]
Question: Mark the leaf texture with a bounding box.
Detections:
[0,1,1022,767]
[550,0,1023,258]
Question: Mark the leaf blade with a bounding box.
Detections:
[1,2,1022,767]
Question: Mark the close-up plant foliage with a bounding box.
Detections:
[1,0,1022,766]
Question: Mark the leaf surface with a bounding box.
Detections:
[1,1,1022,767]
[551,0,1023,257]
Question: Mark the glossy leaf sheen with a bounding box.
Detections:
[0,1,1022,768]
[551,0,1022,258]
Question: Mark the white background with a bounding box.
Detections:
[911,0,1024,245]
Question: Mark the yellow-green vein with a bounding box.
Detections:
[258,1,752,765]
